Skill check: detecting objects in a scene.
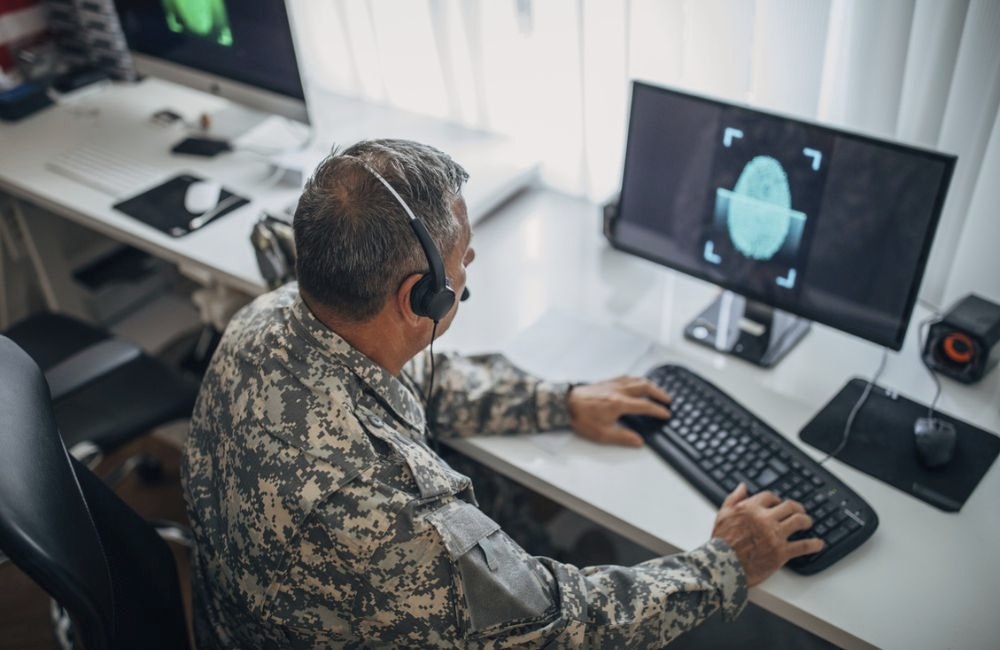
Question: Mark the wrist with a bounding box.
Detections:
[535,380,574,430]
[565,382,585,418]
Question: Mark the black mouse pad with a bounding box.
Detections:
[799,378,999,512]
[113,173,249,237]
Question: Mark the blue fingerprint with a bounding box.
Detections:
[726,156,792,260]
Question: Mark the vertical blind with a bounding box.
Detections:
[289,0,1000,309]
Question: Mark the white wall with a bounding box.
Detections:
[944,99,1000,308]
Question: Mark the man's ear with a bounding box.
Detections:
[396,273,425,325]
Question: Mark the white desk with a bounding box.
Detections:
[440,190,1000,650]
[0,77,538,301]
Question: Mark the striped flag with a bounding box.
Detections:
[0,0,49,89]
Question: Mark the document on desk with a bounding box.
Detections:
[501,309,655,454]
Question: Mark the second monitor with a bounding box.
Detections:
[115,0,308,134]
[611,81,956,366]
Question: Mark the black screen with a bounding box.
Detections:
[115,0,304,102]
[613,82,956,350]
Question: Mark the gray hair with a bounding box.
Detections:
[293,139,469,321]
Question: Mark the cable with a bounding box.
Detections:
[427,321,439,406]
[187,163,287,231]
[426,320,441,455]
[918,313,944,419]
[819,347,889,465]
[916,296,943,315]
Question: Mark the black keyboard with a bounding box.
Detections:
[626,364,878,575]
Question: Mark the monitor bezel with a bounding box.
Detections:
[118,1,309,124]
[610,80,956,351]
[130,52,308,123]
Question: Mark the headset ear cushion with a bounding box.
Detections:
[410,273,455,321]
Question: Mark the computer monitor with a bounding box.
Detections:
[114,0,308,127]
[609,81,956,366]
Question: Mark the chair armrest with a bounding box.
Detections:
[45,339,142,401]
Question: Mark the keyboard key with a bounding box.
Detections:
[825,526,850,547]
[755,467,780,487]
[662,429,702,460]
[768,458,789,475]
[733,471,759,494]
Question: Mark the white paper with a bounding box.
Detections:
[503,308,654,382]
[501,309,655,454]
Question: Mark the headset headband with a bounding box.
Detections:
[343,154,455,321]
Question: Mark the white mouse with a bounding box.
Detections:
[184,180,222,214]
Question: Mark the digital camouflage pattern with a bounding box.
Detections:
[182,284,748,648]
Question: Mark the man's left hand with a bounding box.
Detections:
[566,376,672,447]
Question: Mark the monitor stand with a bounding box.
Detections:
[203,105,314,186]
[684,291,810,367]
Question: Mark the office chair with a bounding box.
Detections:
[2,311,198,474]
[0,335,191,649]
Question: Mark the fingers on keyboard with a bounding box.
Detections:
[787,536,826,560]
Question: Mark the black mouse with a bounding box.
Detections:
[914,417,957,468]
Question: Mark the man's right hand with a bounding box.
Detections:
[711,483,826,587]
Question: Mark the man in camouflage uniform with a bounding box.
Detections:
[182,139,824,648]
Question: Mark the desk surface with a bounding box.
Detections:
[0,78,537,296]
[440,190,1000,650]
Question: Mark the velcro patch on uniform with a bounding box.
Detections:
[426,499,500,558]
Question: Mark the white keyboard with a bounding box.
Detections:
[45,143,164,198]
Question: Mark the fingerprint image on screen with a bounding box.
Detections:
[162,0,233,47]
[702,119,830,293]
[719,155,804,261]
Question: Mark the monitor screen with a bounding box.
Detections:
[115,0,305,119]
[612,81,956,351]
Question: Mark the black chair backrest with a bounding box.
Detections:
[0,336,189,649]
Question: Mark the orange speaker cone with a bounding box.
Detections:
[942,332,975,364]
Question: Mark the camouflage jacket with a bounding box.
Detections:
[182,284,747,648]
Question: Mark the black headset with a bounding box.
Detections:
[346,156,468,322]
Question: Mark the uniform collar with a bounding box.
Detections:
[288,288,426,432]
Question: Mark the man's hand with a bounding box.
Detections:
[567,376,672,447]
[711,483,826,586]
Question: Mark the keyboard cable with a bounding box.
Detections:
[818,346,889,466]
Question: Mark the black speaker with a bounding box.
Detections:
[923,294,1000,384]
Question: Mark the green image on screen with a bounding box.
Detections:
[162,0,234,47]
